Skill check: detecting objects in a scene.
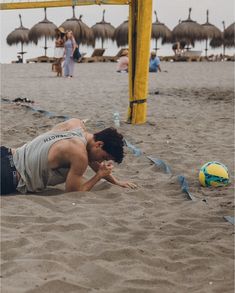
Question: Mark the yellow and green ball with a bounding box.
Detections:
[199,161,229,187]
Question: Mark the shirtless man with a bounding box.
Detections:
[1,118,136,195]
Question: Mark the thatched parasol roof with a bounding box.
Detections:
[7,14,29,46]
[201,10,222,56]
[60,6,94,47]
[151,11,172,45]
[210,21,234,52]
[114,19,128,47]
[210,21,225,49]
[91,10,115,49]
[224,22,235,47]
[202,10,222,40]
[28,8,57,44]
[28,8,57,56]
[6,14,29,62]
[172,8,205,46]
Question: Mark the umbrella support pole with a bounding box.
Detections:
[44,37,48,56]
[21,42,24,62]
[155,39,159,53]
[205,39,208,57]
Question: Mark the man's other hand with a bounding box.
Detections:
[97,161,113,178]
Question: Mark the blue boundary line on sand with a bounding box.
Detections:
[1,98,70,121]
[223,216,235,225]
[123,139,195,201]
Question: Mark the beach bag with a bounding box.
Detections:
[73,47,81,62]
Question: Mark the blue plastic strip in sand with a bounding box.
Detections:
[25,105,70,120]
[1,98,70,121]
[147,156,172,174]
[124,143,195,201]
[123,139,142,156]
[178,175,196,201]
[223,216,235,225]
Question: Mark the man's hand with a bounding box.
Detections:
[89,161,137,189]
[97,161,113,178]
[115,180,137,189]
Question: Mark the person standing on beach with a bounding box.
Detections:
[0,118,137,195]
[149,51,161,73]
[172,41,187,56]
[53,27,65,77]
[63,30,77,78]
[172,42,180,55]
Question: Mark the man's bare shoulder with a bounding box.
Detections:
[64,139,88,174]
[48,138,88,170]
[50,118,86,132]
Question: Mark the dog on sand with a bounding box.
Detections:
[52,61,62,77]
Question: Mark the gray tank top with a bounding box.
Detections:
[13,128,87,193]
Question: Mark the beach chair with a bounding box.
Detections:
[26,56,55,63]
[182,50,202,62]
[81,48,105,63]
[102,48,128,62]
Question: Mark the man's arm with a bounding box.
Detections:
[66,169,103,192]
[89,161,137,189]
[65,155,113,192]
[156,58,161,72]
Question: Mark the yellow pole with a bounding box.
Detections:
[128,0,152,124]
[0,0,130,10]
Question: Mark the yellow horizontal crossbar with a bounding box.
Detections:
[0,0,130,10]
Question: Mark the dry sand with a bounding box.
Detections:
[0,61,234,293]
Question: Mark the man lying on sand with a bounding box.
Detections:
[1,118,137,195]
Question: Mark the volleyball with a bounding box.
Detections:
[199,161,229,187]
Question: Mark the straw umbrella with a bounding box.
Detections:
[172,8,205,48]
[210,21,235,55]
[77,15,95,47]
[91,9,115,49]
[209,21,225,54]
[6,14,29,62]
[201,10,222,57]
[151,11,172,52]
[224,22,235,48]
[28,8,57,56]
[114,19,128,47]
[60,6,94,47]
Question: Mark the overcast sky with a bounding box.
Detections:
[0,0,234,63]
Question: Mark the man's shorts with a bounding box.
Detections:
[0,146,18,195]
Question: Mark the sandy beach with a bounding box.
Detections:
[0,61,234,293]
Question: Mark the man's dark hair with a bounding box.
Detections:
[94,127,124,164]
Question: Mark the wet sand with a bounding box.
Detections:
[0,61,234,293]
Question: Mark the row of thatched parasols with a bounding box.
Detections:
[7,7,235,62]
[151,8,234,55]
